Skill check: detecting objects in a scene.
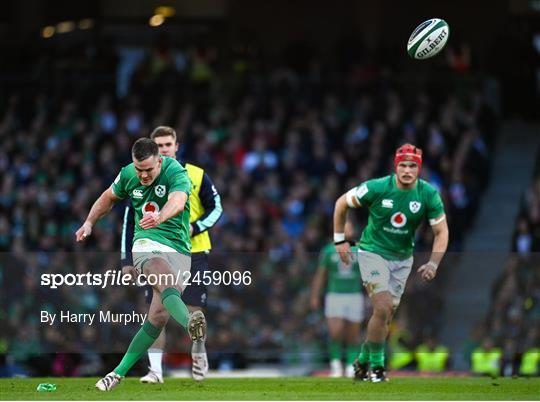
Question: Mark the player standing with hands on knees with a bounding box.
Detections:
[333,144,449,382]
[76,138,206,391]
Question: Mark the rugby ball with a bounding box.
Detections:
[407,18,450,60]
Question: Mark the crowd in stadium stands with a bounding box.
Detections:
[0,40,501,376]
[464,151,540,378]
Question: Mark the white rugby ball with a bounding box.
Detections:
[407,18,450,60]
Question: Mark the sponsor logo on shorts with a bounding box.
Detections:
[370,270,380,277]
[390,212,407,228]
[409,201,421,213]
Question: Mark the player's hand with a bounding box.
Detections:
[418,262,438,281]
[75,222,93,242]
[140,212,161,230]
[190,224,194,236]
[336,242,352,265]
[121,265,138,283]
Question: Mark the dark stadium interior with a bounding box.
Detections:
[0,0,539,379]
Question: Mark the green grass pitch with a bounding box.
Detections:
[1,377,539,400]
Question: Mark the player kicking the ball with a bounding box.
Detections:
[122,126,222,383]
[76,138,206,391]
[333,144,448,382]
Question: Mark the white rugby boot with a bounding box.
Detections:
[95,371,122,391]
[188,310,208,381]
[140,368,164,384]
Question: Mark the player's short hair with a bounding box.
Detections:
[150,126,177,142]
[132,138,159,161]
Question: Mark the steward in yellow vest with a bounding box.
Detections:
[519,348,539,376]
[415,338,449,372]
[471,338,501,377]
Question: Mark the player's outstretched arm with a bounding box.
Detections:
[140,190,188,230]
[75,187,119,241]
[418,215,449,281]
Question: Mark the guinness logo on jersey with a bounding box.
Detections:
[142,201,160,214]
[155,185,166,198]
[410,201,421,213]
[390,212,407,228]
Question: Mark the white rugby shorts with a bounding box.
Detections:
[132,238,191,291]
[357,249,413,308]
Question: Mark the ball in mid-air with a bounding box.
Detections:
[407,18,450,60]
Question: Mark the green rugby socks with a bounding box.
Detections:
[329,340,342,361]
[114,320,161,377]
[161,287,189,329]
[347,343,362,365]
[358,342,369,364]
[368,341,386,368]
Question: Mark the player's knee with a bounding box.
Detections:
[148,308,169,328]
[372,301,393,321]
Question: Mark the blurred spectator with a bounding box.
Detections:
[471,338,502,377]
[415,336,450,373]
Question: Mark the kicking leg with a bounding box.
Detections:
[96,283,168,391]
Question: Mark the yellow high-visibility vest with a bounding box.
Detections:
[471,347,501,376]
[186,163,211,252]
[520,348,540,376]
[415,345,449,372]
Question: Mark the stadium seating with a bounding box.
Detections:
[0,42,498,376]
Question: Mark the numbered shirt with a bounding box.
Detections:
[319,243,362,294]
[112,156,191,255]
[351,174,444,261]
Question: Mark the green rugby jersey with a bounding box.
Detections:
[319,243,362,293]
[112,156,191,255]
[351,174,444,260]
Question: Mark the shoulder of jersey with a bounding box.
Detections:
[418,178,438,193]
[163,156,184,170]
[369,174,394,189]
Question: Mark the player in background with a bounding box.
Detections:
[122,126,222,383]
[76,138,206,391]
[333,144,449,382]
[310,219,365,378]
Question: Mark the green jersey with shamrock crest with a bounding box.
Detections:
[112,156,191,255]
[351,174,444,261]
